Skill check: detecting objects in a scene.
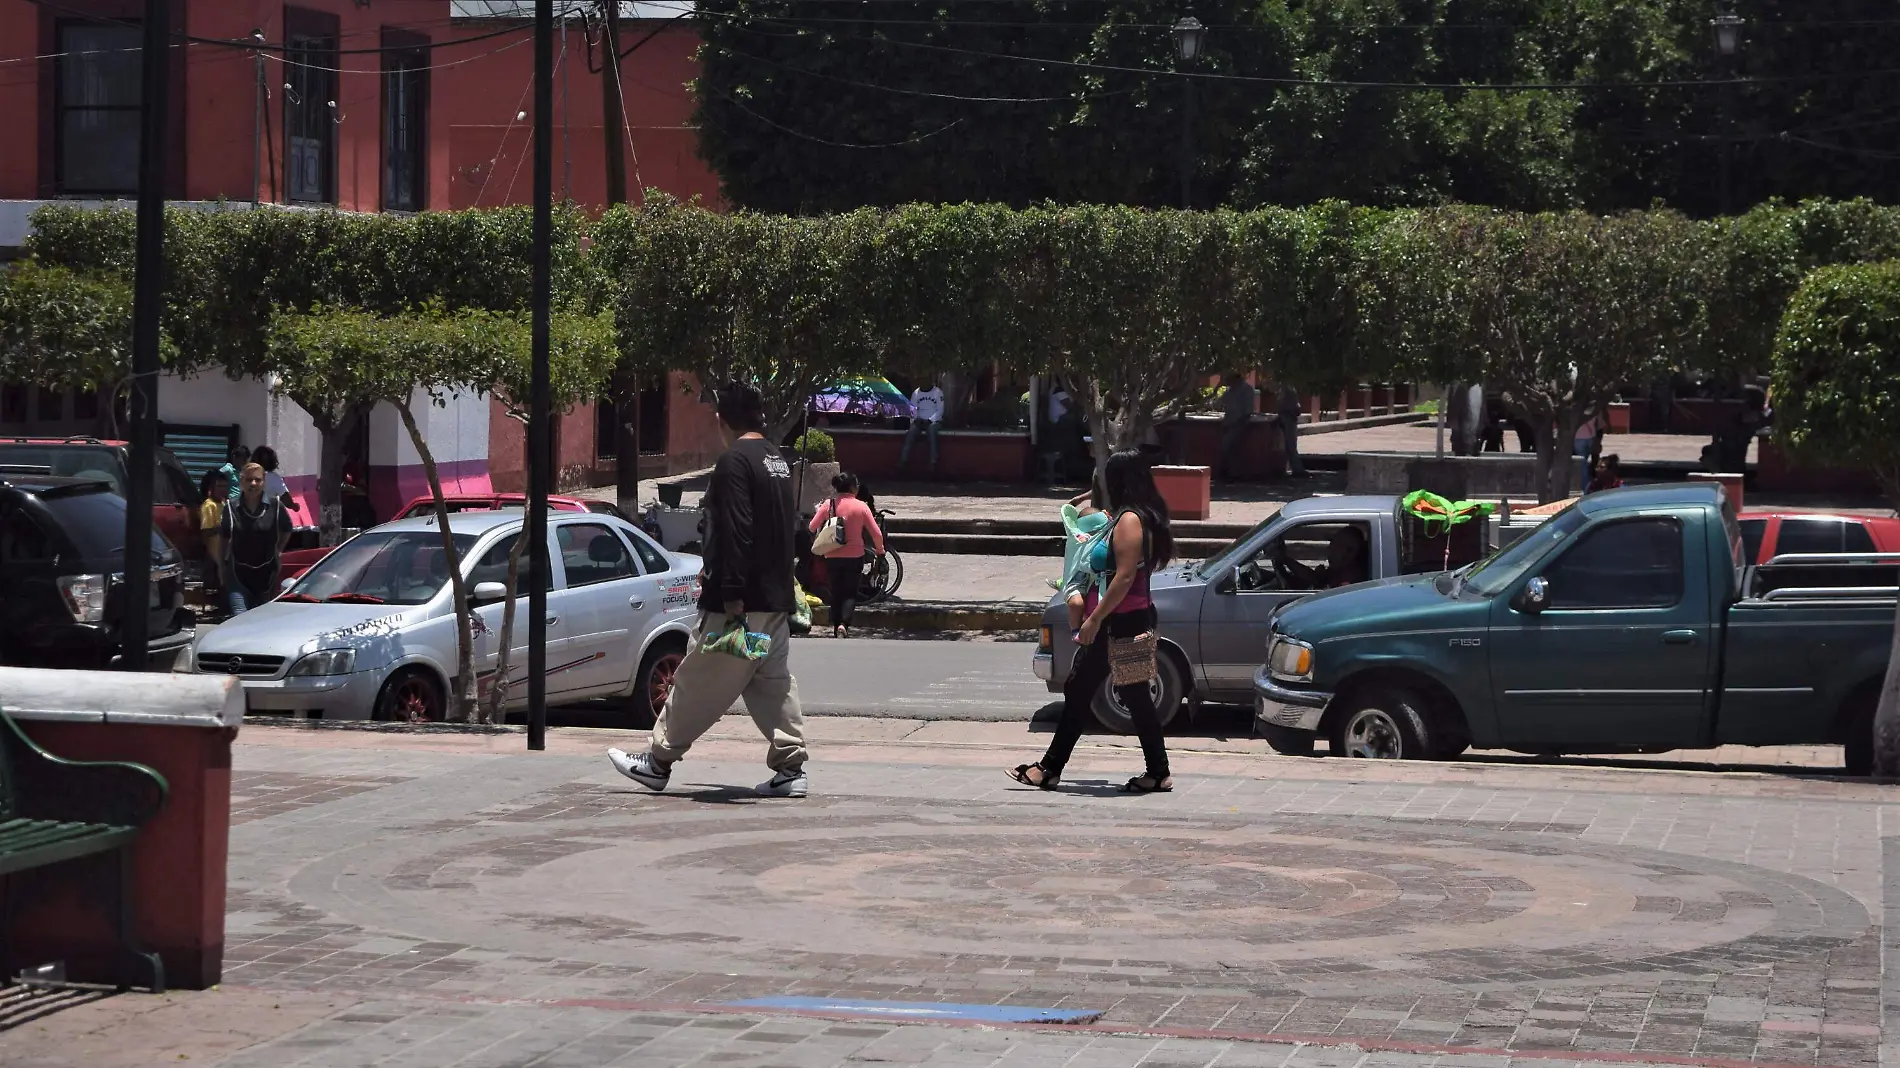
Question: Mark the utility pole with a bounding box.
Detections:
[528,0,554,750]
[599,0,643,514]
[122,0,171,672]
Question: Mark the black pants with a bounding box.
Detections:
[1040,608,1170,780]
[825,555,864,627]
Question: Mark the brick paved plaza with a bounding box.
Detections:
[4,718,1893,1068]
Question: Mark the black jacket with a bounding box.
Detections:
[699,436,797,613]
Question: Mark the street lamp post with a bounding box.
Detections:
[1173,16,1205,209]
[1711,6,1743,216]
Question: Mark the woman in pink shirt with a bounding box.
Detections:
[809,472,886,638]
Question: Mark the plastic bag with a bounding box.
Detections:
[700,618,771,661]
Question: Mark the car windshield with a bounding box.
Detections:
[1195,515,1279,575]
[1461,507,1587,597]
[286,530,479,605]
[0,444,126,495]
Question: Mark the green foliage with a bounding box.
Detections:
[791,429,836,462]
[0,261,175,393]
[1771,262,1900,505]
[693,0,1900,216]
[26,204,595,378]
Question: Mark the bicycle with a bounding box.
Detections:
[858,508,904,603]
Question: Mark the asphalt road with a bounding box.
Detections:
[544,637,1061,727]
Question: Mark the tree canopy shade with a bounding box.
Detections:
[692,0,1900,217]
[0,262,175,400]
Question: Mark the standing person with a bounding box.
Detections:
[808,472,885,639]
[218,444,251,504]
[900,381,945,473]
[1572,412,1604,492]
[220,463,293,615]
[1217,373,1258,482]
[1009,450,1174,794]
[250,445,303,515]
[1275,383,1307,477]
[198,469,229,596]
[608,382,810,798]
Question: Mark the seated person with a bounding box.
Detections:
[1274,526,1370,590]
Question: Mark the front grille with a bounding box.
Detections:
[195,653,286,678]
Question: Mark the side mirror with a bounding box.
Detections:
[1214,572,1236,595]
[1515,576,1550,614]
[471,581,508,605]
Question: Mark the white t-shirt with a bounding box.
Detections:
[1048,389,1071,423]
[264,471,292,499]
[911,387,945,423]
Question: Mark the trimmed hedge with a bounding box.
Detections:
[1772,261,1900,506]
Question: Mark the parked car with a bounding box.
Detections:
[0,436,204,568]
[1736,510,1900,565]
[1032,494,1494,732]
[1255,484,1897,772]
[190,509,700,724]
[277,494,630,581]
[0,473,192,669]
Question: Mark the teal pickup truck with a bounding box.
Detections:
[1253,484,1898,773]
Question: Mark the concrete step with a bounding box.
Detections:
[887,532,1233,557]
[885,516,1254,539]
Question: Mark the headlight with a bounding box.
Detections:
[1268,636,1314,682]
[287,649,356,677]
[57,573,109,623]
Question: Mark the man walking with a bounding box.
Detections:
[608,383,810,798]
[1216,373,1257,482]
[1276,382,1307,478]
[900,380,945,472]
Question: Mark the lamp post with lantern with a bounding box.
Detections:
[1711,5,1744,216]
[1173,16,1206,208]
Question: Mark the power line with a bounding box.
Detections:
[24,0,544,55]
[712,88,964,147]
[716,44,1133,102]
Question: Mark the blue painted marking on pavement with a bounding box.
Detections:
[722,997,1105,1025]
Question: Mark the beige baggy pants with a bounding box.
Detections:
[649,611,807,772]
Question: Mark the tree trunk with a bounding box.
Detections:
[612,363,642,513]
[481,529,530,725]
[312,402,366,547]
[1447,383,1484,457]
[396,400,479,723]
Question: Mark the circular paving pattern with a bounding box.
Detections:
[301,794,1870,984]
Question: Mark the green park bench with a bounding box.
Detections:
[0,706,168,993]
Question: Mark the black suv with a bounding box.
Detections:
[0,474,192,669]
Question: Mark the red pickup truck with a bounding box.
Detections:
[0,437,204,564]
[1737,511,1900,565]
[277,494,629,580]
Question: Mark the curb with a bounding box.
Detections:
[813,599,1045,633]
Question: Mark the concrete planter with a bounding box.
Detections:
[1152,465,1212,520]
[2,667,242,990]
[791,460,841,514]
[1606,401,1632,434]
[1348,451,1541,499]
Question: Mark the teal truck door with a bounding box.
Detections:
[1487,514,1714,750]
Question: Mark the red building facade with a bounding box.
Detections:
[0,0,725,496]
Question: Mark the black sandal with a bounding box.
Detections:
[1120,774,1173,794]
[1008,762,1060,790]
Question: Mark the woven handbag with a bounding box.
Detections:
[1108,631,1158,687]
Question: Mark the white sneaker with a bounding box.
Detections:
[755,769,809,798]
[608,748,671,791]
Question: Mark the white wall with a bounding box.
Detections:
[387,388,490,466]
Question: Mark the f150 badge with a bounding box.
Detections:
[1449,637,1482,647]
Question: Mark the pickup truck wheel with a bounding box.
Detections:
[1330,689,1433,760]
[1090,652,1185,734]
[1260,724,1317,757]
[1844,694,1876,776]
